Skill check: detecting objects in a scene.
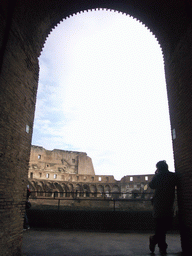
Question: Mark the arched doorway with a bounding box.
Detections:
[34,10,174,180]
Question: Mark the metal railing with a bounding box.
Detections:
[29,191,154,211]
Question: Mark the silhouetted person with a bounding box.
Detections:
[149,161,177,254]
[23,185,31,230]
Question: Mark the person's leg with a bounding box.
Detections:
[149,218,159,253]
[149,235,158,253]
[24,212,30,229]
[157,225,167,253]
[156,218,172,254]
[149,218,167,253]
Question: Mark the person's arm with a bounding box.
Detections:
[149,174,159,189]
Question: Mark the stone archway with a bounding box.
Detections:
[74,184,83,197]
[54,183,63,197]
[112,185,120,199]
[0,1,192,254]
[83,184,90,197]
[65,184,73,197]
[104,185,111,198]
[97,185,104,197]
[36,184,44,197]
[90,184,97,197]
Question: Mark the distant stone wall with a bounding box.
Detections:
[28,146,155,206]
[29,145,95,178]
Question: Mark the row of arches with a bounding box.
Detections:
[29,180,121,198]
[28,180,153,199]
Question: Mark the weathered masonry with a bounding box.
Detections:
[28,146,154,207]
[0,1,192,255]
[29,145,95,177]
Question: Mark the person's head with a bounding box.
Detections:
[156,160,169,173]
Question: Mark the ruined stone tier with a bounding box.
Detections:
[29,145,154,198]
[29,145,95,176]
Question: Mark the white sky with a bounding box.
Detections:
[32,9,175,180]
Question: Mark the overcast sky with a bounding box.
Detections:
[32,9,175,180]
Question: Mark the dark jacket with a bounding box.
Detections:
[149,171,177,218]
[27,188,31,200]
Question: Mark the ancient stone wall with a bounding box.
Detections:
[28,146,154,204]
[29,145,95,177]
[164,23,192,253]
[0,2,39,255]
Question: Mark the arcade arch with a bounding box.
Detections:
[68,184,74,197]
[36,185,44,196]
[97,185,104,197]
[112,185,120,199]
[61,184,69,197]
[83,184,90,197]
[28,181,36,191]
[90,185,97,197]
[35,9,174,180]
[104,185,111,197]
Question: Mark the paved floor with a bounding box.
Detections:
[22,228,182,256]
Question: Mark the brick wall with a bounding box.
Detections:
[165,23,192,254]
[0,3,39,255]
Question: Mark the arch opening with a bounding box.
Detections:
[32,9,174,180]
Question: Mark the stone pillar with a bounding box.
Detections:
[165,24,192,254]
[0,13,39,256]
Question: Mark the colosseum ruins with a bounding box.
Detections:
[28,145,154,210]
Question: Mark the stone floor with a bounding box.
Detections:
[22,228,182,255]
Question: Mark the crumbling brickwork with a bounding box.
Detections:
[28,145,154,203]
[29,145,95,177]
[0,0,192,255]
